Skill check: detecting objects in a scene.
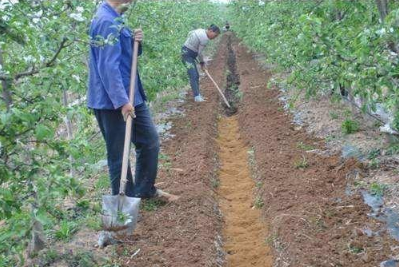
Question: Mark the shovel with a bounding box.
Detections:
[101,40,141,235]
[204,69,231,108]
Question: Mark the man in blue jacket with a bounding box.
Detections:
[87,0,178,201]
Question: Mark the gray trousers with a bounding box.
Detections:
[181,46,200,97]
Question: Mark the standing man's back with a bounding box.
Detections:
[88,1,145,110]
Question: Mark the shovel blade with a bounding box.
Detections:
[102,194,141,235]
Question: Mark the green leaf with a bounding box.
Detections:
[35,124,54,141]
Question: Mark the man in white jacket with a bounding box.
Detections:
[182,24,220,102]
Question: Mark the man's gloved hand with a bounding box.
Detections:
[121,103,135,121]
[134,29,143,42]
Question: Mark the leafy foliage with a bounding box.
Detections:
[228,0,399,128]
[369,182,388,196]
[128,0,224,100]
[0,0,223,264]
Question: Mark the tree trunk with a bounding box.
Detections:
[0,49,12,110]
[375,0,398,52]
[63,89,75,177]
[376,0,389,22]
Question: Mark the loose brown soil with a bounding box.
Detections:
[234,33,398,266]
[217,116,273,267]
[115,34,229,267]
[112,32,398,267]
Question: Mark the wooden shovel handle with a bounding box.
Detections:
[204,70,231,108]
[120,40,140,195]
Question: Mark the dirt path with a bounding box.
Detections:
[233,34,398,266]
[116,33,228,267]
[217,116,273,266]
[112,32,398,267]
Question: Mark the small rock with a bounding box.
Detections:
[380,259,399,267]
[361,253,371,263]
[98,231,120,248]
[353,228,364,237]
[342,144,363,160]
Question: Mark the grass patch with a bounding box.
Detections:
[341,119,359,134]
[329,111,339,120]
[325,134,337,142]
[159,153,172,171]
[386,143,399,156]
[185,121,192,129]
[348,244,364,254]
[294,156,309,169]
[95,173,110,190]
[65,251,96,267]
[211,178,220,189]
[141,199,166,212]
[54,220,78,241]
[368,158,380,170]
[235,89,243,100]
[367,148,380,160]
[255,181,263,189]
[353,180,367,189]
[84,214,102,231]
[158,91,180,106]
[297,142,315,151]
[369,182,388,197]
[265,234,277,245]
[254,196,264,209]
[40,249,60,266]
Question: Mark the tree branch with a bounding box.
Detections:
[8,0,72,24]
[0,37,70,82]
[45,37,69,67]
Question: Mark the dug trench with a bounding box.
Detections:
[234,31,399,266]
[115,32,398,266]
[217,32,273,267]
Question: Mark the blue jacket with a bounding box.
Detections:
[87,2,146,110]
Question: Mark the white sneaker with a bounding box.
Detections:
[194,95,206,102]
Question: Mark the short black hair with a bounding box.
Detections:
[208,24,221,34]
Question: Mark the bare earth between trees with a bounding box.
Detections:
[111,33,399,266]
[25,31,398,267]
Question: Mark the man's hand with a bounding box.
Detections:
[134,29,143,42]
[121,103,135,121]
[200,62,206,71]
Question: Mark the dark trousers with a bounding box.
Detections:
[94,103,159,198]
[181,46,200,97]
